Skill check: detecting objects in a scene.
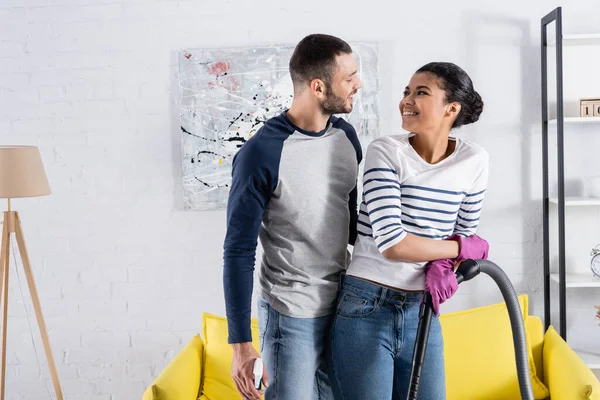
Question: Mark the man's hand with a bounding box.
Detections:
[231,342,268,400]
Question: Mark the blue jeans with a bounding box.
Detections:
[258,297,334,400]
[328,275,446,400]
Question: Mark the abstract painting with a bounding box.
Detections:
[179,42,379,210]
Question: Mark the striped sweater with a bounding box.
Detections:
[346,133,489,290]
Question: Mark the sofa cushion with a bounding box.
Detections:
[543,325,600,399]
[201,313,262,400]
[142,335,203,400]
[440,294,549,399]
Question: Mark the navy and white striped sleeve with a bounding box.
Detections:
[454,155,489,237]
[362,141,407,252]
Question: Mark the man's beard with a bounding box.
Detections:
[320,83,353,115]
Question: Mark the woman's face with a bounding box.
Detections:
[399,72,457,134]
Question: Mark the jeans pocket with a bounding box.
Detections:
[258,300,269,353]
[336,292,377,318]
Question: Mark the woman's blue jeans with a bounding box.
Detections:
[328,275,446,400]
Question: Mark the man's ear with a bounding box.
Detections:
[310,78,326,100]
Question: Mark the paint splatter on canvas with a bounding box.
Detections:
[179,43,379,210]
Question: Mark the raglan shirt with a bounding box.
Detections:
[223,112,361,344]
[346,133,489,290]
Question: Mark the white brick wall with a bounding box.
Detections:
[1,0,600,398]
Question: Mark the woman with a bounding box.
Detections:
[328,62,490,399]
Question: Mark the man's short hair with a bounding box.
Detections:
[289,34,353,89]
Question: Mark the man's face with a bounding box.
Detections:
[320,53,361,114]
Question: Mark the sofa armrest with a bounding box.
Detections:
[526,315,545,383]
[543,326,600,399]
[142,335,204,400]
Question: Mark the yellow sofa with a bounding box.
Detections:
[143,295,600,400]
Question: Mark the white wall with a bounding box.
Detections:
[1,0,600,398]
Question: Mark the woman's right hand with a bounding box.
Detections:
[449,234,489,262]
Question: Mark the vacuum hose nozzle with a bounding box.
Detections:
[455,259,481,284]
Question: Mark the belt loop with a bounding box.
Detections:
[378,287,388,306]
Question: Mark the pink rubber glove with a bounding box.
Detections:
[424,258,458,316]
[449,234,489,262]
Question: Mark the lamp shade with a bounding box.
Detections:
[0,146,50,198]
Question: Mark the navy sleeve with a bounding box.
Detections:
[223,134,280,344]
[348,185,359,245]
[334,118,362,245]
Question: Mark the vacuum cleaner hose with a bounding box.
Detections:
[457,259,534,400]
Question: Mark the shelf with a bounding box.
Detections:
[541,11,600,368]
[549,197,600,206]
[550,273,600,288]
[573,348,600,369]
[548,33,600,47]
[549,117,600,124]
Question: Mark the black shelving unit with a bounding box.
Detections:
[541,6,567,340]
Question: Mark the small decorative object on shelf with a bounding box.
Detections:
[591,245,600,277]
[579,98,600,117]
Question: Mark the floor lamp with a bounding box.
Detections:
[0,146,63,400]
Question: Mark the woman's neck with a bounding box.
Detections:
[409,131,455,164]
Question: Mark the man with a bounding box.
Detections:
[223,33,362,400]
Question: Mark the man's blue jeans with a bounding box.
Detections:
[258,297,334,400]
